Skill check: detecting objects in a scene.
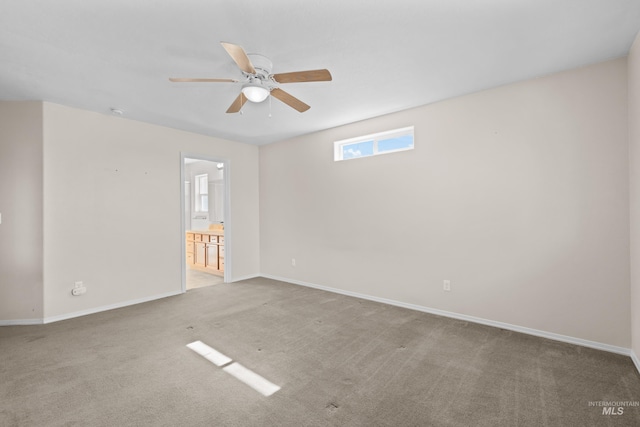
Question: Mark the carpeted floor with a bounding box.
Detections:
[1,277,639,426]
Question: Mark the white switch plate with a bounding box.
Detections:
[74,281,83,289]
[443,280,451,292]
[291,258,296,267]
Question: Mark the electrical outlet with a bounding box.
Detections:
[443,280,451,292]
[291,258,296,267]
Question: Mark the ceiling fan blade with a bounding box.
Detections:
[226,93,248,114]
[270,88,310,112]
[220,42,256,74]
[169,78,238,83]
[272,69,332,84]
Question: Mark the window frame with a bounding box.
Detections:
[334,126,414,161]
[194,173,209,213]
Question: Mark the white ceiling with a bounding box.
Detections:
[1,0,639,145]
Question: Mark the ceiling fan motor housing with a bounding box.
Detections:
[241,54,273,102]
[246,54,273,83]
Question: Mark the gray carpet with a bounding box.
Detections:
[1,277,639,426]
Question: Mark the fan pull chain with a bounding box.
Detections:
[240,93,244,115]
[268,93,272,118]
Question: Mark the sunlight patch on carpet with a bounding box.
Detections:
[222,362,281,396]
[186,340,232,366]
[186,340,281,396]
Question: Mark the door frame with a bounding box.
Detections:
[180,152,231,292]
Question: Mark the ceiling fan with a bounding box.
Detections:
[170,42,332,114]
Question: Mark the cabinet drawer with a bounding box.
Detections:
[186,252,194,264]
[185,241,194,254]
[218,236,224,244]
[186,233,195,242]
[208,235,218,243]
[219,245,225,258]
[195,234,204,242]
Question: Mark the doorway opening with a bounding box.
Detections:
[181,155,230,291]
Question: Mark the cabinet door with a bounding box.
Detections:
[218,241,224,272]
[206,244,218,270]
[186,241,195,266]
[195,243,206,266]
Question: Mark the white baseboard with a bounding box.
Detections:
[42,290,183,324]
[261,274,631,357]
[0,318,44,326]
[4,275,636,368]
[231,274,261,282]
[631,350,640,375]
[2,276,260,326]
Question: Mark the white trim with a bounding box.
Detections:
[42,290,182,324]
[223,159,232,283]
[0,274,261,325]
[180,153,232,288]
[180,154,187,293]
[335,126,415,146]
[334,125,414,161]
[631,350,640,375]
[231,274,261,282]
[0,318,44,326]
[261,274,631,356]
[193,173,209,213]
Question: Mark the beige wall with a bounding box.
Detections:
[1,55,634,353]
[0,101,44,322]
[629,33,640,361]
[260,58,630,348]
[42,103,259,319]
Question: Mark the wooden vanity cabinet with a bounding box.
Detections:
[186,231,224,275]
[218,237,225,271]
[206,235,223,272]
[186,233,195,265]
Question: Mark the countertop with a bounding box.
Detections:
[186,230,224,236]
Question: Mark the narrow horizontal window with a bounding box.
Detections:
[378,134,413,153]
[334,126,414,161]
[342,140,374,160]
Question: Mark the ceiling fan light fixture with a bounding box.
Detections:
[170,42,330,113]
[241,83,270,103]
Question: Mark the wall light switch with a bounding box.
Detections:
[443,280,451,292]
